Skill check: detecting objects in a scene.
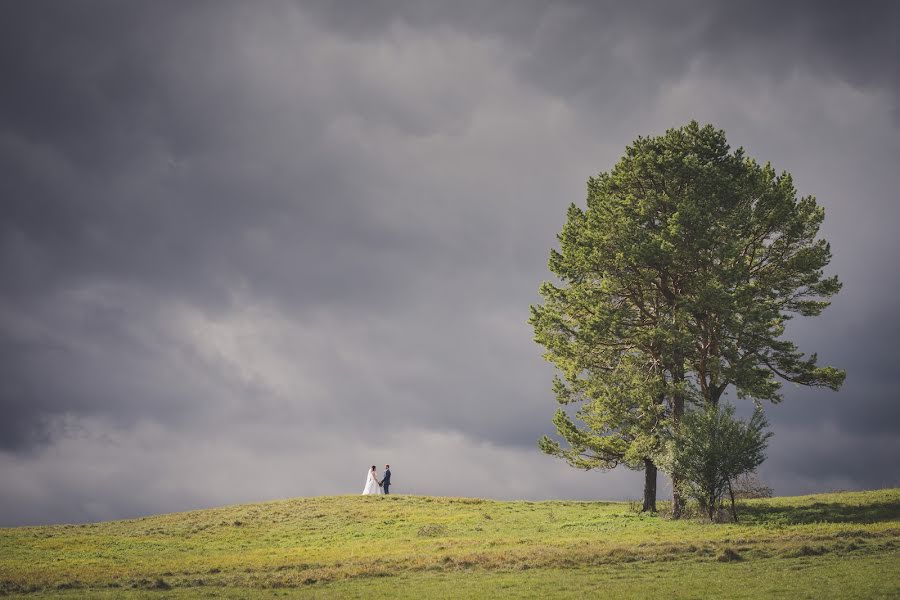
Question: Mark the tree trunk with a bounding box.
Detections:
[672,476,686,518]
[671,361,686,519]
[728,480,738,523]
[642,458,657,512]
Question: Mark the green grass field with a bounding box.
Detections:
[2,488,898,598]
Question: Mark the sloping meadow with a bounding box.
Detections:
[1,488,898,597]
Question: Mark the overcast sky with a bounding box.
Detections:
[2,1,899,526]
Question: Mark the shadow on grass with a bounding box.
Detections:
[739,500,900,525]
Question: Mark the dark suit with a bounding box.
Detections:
[382,468,391,494]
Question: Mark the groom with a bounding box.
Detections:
[381,464,391,495]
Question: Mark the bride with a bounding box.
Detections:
[362,465,383,495]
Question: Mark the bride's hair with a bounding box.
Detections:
[371,465,376,470]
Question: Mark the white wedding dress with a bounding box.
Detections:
[362,469,382,495]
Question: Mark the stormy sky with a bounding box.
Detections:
[2,1,899,526]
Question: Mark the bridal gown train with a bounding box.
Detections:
[362,470,382,495]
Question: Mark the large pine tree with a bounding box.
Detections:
[531,122,844,515]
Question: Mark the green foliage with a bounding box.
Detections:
[665,404,771,520]
[591,122,846,404]
[531,121,845,507]
[536,354,666,471]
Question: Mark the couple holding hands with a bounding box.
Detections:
[362,464,392,495]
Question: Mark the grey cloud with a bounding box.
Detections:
[300,1,900,112]
[763,422,900,494]
[1,1,898,525]
[0,417,644,525]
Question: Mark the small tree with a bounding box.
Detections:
[666,404,771,521]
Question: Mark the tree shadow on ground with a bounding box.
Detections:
[739,500,900,526]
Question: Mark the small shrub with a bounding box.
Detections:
[665,404,771,522]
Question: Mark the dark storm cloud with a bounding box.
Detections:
[1,1,898,525]
[302,0,900,110]
[1,0,558,449]
[699,1,900,101]
[1,3,350,303]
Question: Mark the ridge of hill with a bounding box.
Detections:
[2,488,899,598]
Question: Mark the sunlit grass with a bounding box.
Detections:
[1,488,898,598]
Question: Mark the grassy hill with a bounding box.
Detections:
[1,488,898,599]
